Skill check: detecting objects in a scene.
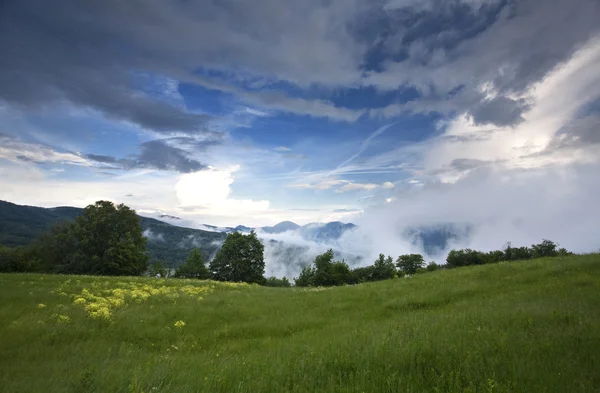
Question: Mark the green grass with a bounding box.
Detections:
[1,255,599,393]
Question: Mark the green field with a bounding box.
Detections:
[1,255,599,393]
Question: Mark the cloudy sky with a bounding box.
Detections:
[1,0,600,251]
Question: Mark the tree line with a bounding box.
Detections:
[294,239,572,287]
[0,200,573,287]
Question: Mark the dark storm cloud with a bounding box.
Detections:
[450,158,489,171]
[136,140,207,173]
[0,0,598,129]
[85,139,209,173]
[0,0,212,134]
[368,0,600,126]
[469,96,531,127]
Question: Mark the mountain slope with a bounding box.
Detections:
[0,200,225,266]
[1,254,598,392]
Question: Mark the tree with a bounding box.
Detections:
[0,246,40,273]
[531,239,559,258]
[295,265,316,287]
[397,254,425,275]
[175,248,210,279]
[426,262,440,272]
[294,250,351,287]
[149,260,168,277]
[445,249,486,268]
[265,276,292,287]
[73,201,148,275]
[331,260,352,286]
[372,254,396,280]
[484,250,505,264]
[351,265,375,283]
[557,247,573,257]
[30,222,78,273]
[209,231,265,284]
[312,249,336,286]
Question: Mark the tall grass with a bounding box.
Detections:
[1,254,599,392]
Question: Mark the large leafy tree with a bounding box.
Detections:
[209,231,265,284]
[312,249,336,286]
[73,201,148,275]
[175,248,210,279]
[397,254,425,275]
[372,254,396,281]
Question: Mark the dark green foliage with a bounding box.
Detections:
[426,262,440,272]
[372,254,396,280]
[504,243,533,260]
[531,239,559,258]
[1,201,150,276]
[446,249,486,268]
[331,261,352,286]
[175,248,210,279]
[209,231,265,284]
[558,247,573,256]
[447,239,570,269]
[149,261,168,277]
[396,254,425,275]
[72,201,148,276]
[0,246,40,272]
[485,250,505,263]
[295,265,316,287]
[295,250,353,287]
[312,249,337,286]
[30,222,78,273]
[350,265,375,283]
[265,276,292,287]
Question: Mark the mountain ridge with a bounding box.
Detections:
[0,200,359,268]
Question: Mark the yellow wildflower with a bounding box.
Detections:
[52,314,71,324]
[89,307,111,320]
[37,303,46,309]
[174,320,186,328]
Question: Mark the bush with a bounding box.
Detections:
[175,248,210,279]
[265,276,292,287]
[426,262,440,272]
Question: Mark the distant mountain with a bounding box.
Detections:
[299,221,357,243]
[260,221,301,234]
[0,200,226,267]
[0,200,465,275]
[404,224,472,256]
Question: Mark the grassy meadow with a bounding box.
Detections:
[1,254,599,393]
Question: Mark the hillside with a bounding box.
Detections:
[1,254,599,392]
[0,200,226,266]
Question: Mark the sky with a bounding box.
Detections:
[1,0,600,254]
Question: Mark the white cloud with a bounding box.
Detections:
[274,146,292,152]
[175,166,270,215]
[382,181,395,189]
[337,35,600,262]
[336,182,379,193]
[0,136,91,167]
[290,178,386,193]
[290,179,348,190]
